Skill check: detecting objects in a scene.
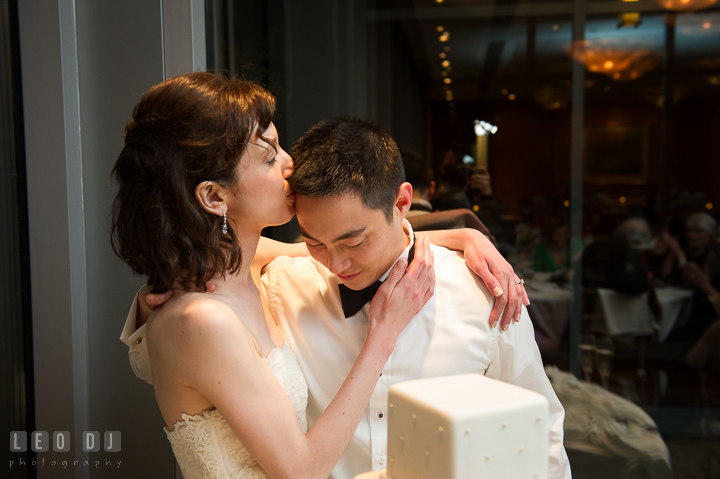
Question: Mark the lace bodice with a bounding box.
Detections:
[165,342,308,479]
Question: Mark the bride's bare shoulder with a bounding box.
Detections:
[147,291,246,345]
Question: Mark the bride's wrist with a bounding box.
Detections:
[366,323,398,357]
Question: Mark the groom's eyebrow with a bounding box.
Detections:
[332,227,367,243]
[299,226,367,244]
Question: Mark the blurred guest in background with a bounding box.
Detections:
[431,160,472,211]
[648,228,686,285]
[582,217,652,296]
[467,165,515,256]
[684,213,720,280]
[686,321,720,372]
[515,196,546,264]
[399,149,435,216]
[676,214,720,340]
[400,149,496,242]
[534,217,573,273]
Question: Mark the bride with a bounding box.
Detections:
[111,72,436,479]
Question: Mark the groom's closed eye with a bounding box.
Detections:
[304,240,325,249]
[344,239,366,249]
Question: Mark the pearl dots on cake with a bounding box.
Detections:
[385,375,549,479]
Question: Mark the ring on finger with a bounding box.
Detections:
[514,279,524,285]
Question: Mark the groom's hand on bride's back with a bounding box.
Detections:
[144,282,218,309]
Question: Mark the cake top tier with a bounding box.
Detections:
[389,374,548,418]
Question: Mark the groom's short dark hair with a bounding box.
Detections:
[289,118,405,223]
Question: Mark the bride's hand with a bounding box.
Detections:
[144,281,217,309]
[368,236,435,346]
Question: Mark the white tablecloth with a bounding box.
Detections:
[526,280,572,342]
[526,281,693,343]
[655,286,694,341]
[598,287,693,342]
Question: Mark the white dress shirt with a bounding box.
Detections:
[260,221,571,479]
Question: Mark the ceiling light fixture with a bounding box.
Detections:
[474,120,498,136]
[653,0,718,11]
[568,39,661,81]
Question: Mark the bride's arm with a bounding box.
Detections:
[420,228,530,331]
[253,236,310,271]
[142,228,525,331]
[171,238,434,479]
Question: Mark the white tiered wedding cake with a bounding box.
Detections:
[355,374,549,479]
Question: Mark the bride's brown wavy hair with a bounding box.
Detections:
[111,72,275,293]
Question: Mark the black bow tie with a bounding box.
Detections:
[338,237,416,318]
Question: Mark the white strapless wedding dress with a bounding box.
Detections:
[165,342,308,479]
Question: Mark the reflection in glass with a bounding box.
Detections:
[580,334,596,382]
[595,336,614,390]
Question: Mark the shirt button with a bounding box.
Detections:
[380,373,383,377]
[378,455,387,465]
[378,412,384,419]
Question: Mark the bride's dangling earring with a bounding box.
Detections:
[222,210,228,235]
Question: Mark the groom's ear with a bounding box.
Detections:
[394,182,413,219]
[195,181,228,216]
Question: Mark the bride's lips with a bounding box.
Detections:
[337,272,361,282]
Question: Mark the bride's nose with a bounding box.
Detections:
[281,148,294,178]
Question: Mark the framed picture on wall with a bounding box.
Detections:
[584,126,649,184]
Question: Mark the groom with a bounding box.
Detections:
[262,118,570,479]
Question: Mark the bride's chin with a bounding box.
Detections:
[264,208,296,228]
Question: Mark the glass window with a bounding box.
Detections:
[210,0,720,476]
